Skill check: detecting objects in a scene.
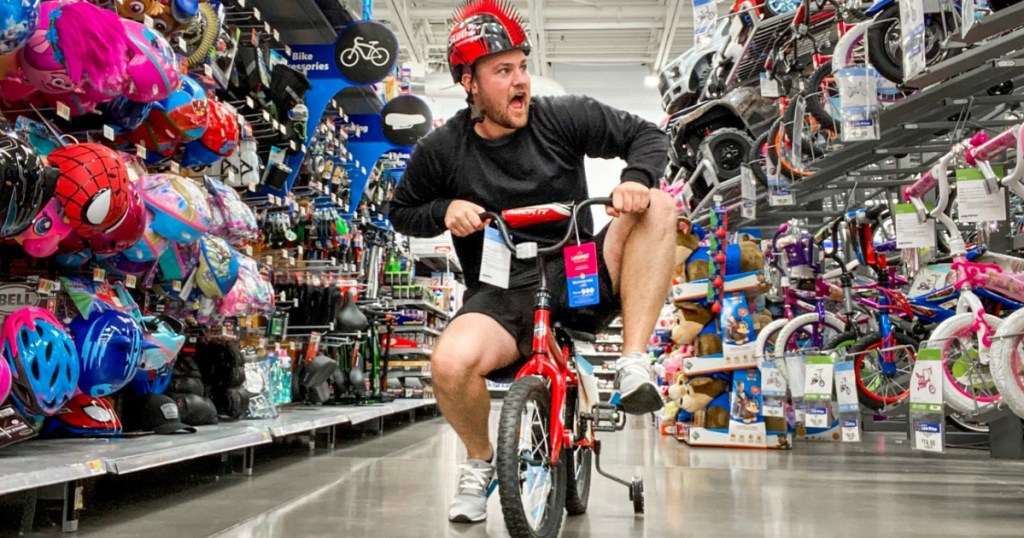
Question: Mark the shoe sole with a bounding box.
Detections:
[619,383,663,415]
[449,514,486,523]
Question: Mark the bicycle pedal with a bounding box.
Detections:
[591,402,626,432]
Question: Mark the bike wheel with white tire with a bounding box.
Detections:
[497,375,566,538]
[563,386,592,516]
[924,313,1003,414]
[774,312,846,358]
[988,311,1024,420]
[850,331,917,410]
[757,318,790,363]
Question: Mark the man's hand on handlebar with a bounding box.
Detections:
[445,199,491,237]
[607,181,650,217]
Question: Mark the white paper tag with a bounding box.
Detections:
[204,63,213,77]
[741,166,756,220]
[760,361,787,395]
[784,353,806,399]
[516,242,538,259]
[143,14,154,28]
[93,268,106,283]
[910,352,944,407]
[103,124,115,141]
[759,72,780,99]
[125,275,137,289]
[479,227,511,289]
[901,0,927,81]
[253,6,261,20]
[177,35,187,52]
[841,419,862,442]
[914,426,943,452]
[56,101,71,120]
[170,161,181,174]
[763,399,785,418]
[136,144,148,159]
[804,357,835,399]
[957,169,1007,223]
[805,407,830,429]
[895,203,936,249]
[246,96,255,109]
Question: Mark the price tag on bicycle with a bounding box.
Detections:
[834,361,861,443]
[563,241,599,308]
[760,361,786,418]
[910,348,945,453]
[803,355,834,430]
[480,227,510,289]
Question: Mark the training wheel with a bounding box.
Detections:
[630,477,644,516]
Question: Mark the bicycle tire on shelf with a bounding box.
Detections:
[988,311,1024,420]
[497,375,567,538]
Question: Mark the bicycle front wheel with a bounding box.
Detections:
[989,310,1024,420]
[563,386,592,516]
[924,313,1003,414]
[497,375,566,538]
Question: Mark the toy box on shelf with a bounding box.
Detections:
[667,200,789,449]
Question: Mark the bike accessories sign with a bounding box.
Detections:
[380,95,433,147]
[333,20,399,84]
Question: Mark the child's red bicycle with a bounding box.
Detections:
[480,197,644,538]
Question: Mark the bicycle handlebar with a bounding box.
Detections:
[480,197,613,256]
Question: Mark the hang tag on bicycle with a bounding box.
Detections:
[760,361,787,418]
[956,168,1007,223]
[803,355,834,430]
[910,348,945,453]
[962,0,977,39]
[784,353,807,426]
[740,165,757,220]
[836,67,879,142]
[834,361,861,442]
[564,243,599,308]
[479,227,510,289]
[901,0,927,81]
[692,0,717,52]
[759,72,780,99]
[894,203,936,249]
[767,156,795,207]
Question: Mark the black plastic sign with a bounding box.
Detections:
[380,95,433,147]
[333,21,399,84]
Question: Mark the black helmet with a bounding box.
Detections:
[0,132,59,239]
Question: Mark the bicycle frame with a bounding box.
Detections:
[483,197,612,467]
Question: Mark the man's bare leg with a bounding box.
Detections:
[431,313,519,461]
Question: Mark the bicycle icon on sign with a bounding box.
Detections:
[339,36,391,68]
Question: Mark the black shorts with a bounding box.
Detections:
[454,224,621,381]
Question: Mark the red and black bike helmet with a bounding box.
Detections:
[447,0,531,83]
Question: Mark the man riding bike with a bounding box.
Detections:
[388,0,675,524]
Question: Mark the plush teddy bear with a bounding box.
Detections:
[680,376,730,429]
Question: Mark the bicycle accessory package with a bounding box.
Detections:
[1,307,80,417]
[447,0,531,83]
[40,393,121,437]
[47,143,133,239]
[0,131,60,240]
[70,309,149,398]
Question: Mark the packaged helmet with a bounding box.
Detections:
[121,18,182,103]
[1,307,80,417]
[196,235,239,299]
[96,253,156,278]
[138,315,185,372]
[180,99,238,167]
[121,217,170,262]
[0,0,41,53]
[41,393,122,437]
[204,176,256,245]
[85,180,147,255]
[447,0,531,83]
[17,1,129,95]
[146,75,209,145]
[100,96,155,135]
[140,173,210,243]
[16,199,73,258]
[0,131,60,239]
[48,143,133,239]
[157,240,199,281]
[70,310,148,398]
[128,363,173,397]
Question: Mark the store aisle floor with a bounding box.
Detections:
[65,404,1024,538]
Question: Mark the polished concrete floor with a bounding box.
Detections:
[12,405,1024,537]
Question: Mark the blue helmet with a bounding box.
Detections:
[70,310,150,398]
[1,306,80,417]
[128,364,174,397]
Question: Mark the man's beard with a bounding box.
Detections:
[475,90,528,130]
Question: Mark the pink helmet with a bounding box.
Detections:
[121,19,181,103]
[0,340,10,406]
[16,199,73,258]
[17,1,129,96]
[140,173,210,243]
[86,181,147,255]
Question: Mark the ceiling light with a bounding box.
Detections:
[643,74,658,88]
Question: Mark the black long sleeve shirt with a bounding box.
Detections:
[388,94,669,290]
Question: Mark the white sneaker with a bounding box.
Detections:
[448,457,496,523]
[615,352,663,415]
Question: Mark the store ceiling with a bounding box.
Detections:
[371,0,707,77]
